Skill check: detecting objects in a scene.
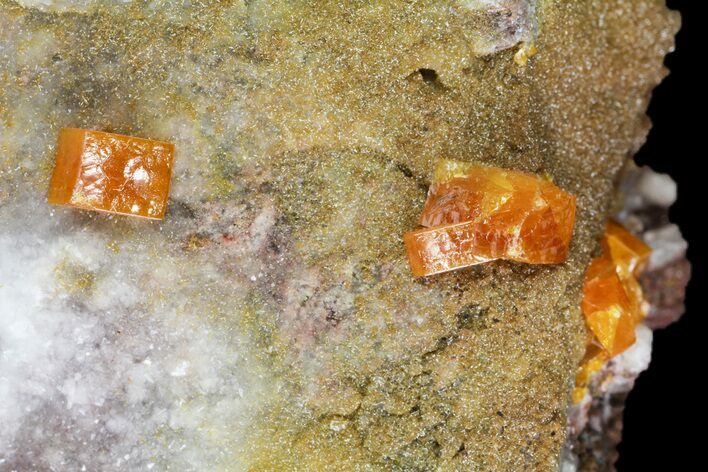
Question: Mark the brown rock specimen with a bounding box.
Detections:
[0,1,683,470]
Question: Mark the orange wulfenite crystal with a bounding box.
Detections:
[48,128,174,219]
[605,220,651,276]
[573,220,652,402]
[404,160,576,277]
[605,220,652,321]
[572,340,611,403]
[581,254,636,356]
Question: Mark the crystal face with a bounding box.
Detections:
[582,254,637,356]
[48,128,174,219]
[404,160,576,277]
[605,220,651,276]
[573,221,652,401]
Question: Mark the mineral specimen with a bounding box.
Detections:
[48,128,174,219]
[0,0,683,470]
[405,160,576,276]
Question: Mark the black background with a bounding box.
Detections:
[616,0,703,470]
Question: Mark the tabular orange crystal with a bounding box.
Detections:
[581,254,636,356]
[404,160,577,277]
[605,220,652,277]
[48,128,175,219]
[605,220,652,321]
[573,220,652,402]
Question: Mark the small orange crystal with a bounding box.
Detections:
[605,221,652,321]
[581,254,636,356]
[605,220,652,276]
[48,128,174,219]
[573,220,652,402]
[404,160,577,277]
[572,340,611,403]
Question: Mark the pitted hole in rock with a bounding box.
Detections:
[418,68,439,85]
[456,303,490,331]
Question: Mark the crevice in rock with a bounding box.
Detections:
[418,68,439,84]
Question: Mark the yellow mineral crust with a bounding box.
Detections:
[0,0,679,470]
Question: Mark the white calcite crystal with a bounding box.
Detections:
[457,0,537,55]
[645,224,688,270]
[0,206,272,470]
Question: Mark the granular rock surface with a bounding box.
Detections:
[0,1,679,470]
